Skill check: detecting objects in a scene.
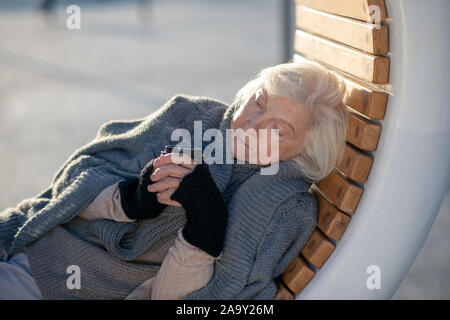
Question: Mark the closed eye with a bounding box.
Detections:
[254,95,265,110]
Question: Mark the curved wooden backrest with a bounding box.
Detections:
[274,0,389,299]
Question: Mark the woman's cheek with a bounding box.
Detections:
[260,133,271,158]
[253,131,276,165]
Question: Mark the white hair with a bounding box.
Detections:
[231,60,348,182]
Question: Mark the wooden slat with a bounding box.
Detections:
[301,230,335,269]
[316,192,351,241]
[337,143,373,183]
[274,281,295,300]
[347,111,381,151]
[295,0,387,23]
[296,6,388,54]
[316,170,363,215]
[282,256,315,294]
[295,30,390,84]
[293,54,388,119]
[343,76,388,119]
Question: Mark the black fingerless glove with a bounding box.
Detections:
[118,158,167,220]
[170,163,228,258]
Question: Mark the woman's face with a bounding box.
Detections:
[229,86,313,164]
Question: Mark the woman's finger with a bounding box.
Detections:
[168,152,197,168]
[147,177,180,193]
[156,189,182,207]
[153,152,196,170]
[150,163,193,182]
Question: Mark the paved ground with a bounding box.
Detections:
[0,0,448,299]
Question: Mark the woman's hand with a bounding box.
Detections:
[148,152,198,207]
[147,152,228,258]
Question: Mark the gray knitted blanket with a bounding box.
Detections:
[0,94,317,299]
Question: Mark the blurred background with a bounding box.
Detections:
[0,0,448,299]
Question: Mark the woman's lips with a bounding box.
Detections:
[236,134,256,149]
[238,136,249,148]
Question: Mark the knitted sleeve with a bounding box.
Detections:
[239,192,318,300]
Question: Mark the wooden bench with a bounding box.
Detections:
[274,0,389,299]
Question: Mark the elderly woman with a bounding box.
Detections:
[0,61,347,300]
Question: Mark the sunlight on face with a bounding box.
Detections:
[229,87,313,164]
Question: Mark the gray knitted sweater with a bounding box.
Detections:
[0,94,317,299]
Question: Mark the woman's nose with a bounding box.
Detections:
[244,117,264,131]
